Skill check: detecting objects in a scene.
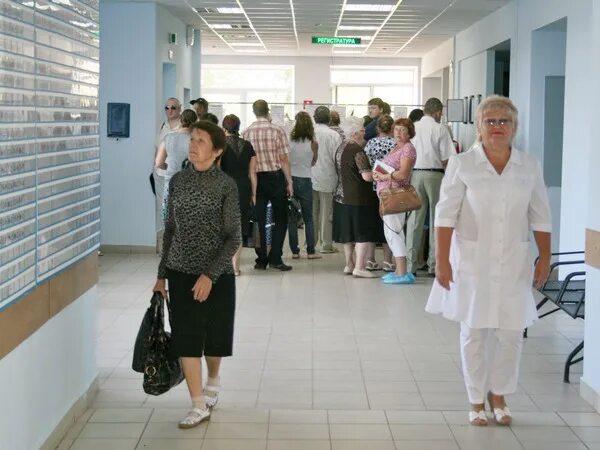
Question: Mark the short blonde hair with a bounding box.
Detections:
[475,95,518,142]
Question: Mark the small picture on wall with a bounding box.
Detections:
[446,99,464,123]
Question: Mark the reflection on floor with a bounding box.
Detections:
[56,251,599,450]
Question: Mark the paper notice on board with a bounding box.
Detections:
[208,103,224,124]
[394,106,408,119]
[304,103,321,118]
[270,105,285,126]
[331,105,346,118]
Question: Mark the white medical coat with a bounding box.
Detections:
[425,144,552,330]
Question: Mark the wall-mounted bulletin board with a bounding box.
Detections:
[0,0,101,310]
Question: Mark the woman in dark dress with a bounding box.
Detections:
[332,116,385,278]
[220,114,257,275]
[153,120,241,429]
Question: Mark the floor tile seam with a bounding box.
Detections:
[345,277,370,412]
[133,406,155,447]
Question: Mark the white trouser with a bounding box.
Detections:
[459,322,523,404]
[382,213,406,257]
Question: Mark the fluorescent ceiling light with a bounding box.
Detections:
[216,7,243,13]
[338,25,379,30]
[355,35,373,41]
[344,4,395,12]
[231,42,263,47]
[210,24,233,29]
[333,50,363,54]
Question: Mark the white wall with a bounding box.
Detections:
[100,2,201,248]
[512,0,592,257]
[0,288,97,450]
[581,0,600,409]
[421,38,453,78]
[456,51,492,149]
[202,55,421,106]
[422,77,442,104]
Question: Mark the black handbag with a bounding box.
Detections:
[132,292,184,395]
[288,197,302,224]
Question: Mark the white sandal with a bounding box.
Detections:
[178,407,211,429]
[382,261,396,272]
[204,384,220,409]
[488,392,512,426]
[490,406,512,426]
[468,410,488,426]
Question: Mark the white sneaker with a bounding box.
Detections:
[178,407,211,429]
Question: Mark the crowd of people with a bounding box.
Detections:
[150,94,552,430]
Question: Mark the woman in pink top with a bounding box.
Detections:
[372,118,417,284]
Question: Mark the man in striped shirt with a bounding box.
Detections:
[243,100,293,271]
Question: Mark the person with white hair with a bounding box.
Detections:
[425,95,552,427]
[332,116,385,278]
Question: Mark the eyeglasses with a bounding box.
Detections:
[164,105,178,111]
[483,118,512,127]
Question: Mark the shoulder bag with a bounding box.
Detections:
[378,185,422,216]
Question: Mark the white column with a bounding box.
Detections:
[580,0,600,412]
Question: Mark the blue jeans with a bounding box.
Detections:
[288,176,316,255]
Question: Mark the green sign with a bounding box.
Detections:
[311,36,362,45]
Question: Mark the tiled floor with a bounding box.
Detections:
[56,251,599,450]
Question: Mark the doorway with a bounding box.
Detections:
[162,63,176,102]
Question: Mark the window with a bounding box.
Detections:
[331,66,419,117]
[201,65,295,129]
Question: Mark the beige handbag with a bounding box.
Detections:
[378,185,422,216]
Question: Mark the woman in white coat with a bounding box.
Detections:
[425,96,551,426]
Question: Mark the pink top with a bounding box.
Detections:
[375,142,417,194]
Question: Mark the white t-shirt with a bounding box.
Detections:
[289,139,313,178]
[412,115,455,169]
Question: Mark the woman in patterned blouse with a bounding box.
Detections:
[364,115,397,272]
[153,120,241,429]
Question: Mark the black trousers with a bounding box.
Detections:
[255,170,288,265]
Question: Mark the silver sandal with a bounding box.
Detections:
[178,407,211,429]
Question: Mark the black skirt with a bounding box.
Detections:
[166,269,236,358]
[333,201,385,243]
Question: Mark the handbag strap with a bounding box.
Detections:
[382,211,411,235]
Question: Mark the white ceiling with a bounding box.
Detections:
[159,0,510,58]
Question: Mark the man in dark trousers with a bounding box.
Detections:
[243,100,293,271]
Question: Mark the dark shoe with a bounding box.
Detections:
[411,272,417,277]
[270,263,292,271]
[254,262,267,270]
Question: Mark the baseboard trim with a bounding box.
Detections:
[40,376,99,450]
[580,377,600,413]
[100,244,156,254]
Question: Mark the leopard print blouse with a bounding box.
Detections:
[158,164,241,281]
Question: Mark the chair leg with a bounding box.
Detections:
[564,340,584,383]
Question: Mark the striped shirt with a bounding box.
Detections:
[242,118,289,172]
